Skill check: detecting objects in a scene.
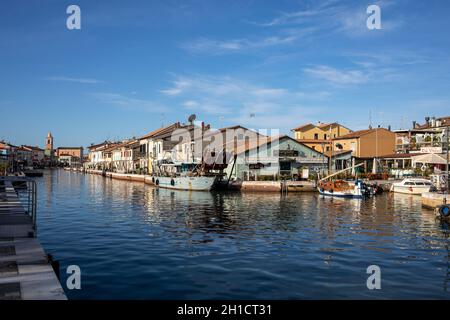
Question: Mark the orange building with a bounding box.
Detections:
[56,147,84,159]
[332,128,396,159]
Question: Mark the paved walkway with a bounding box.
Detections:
[0,179,66,300]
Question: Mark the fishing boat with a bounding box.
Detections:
[151,162,218,191]
[318,179,366,198]
[317,163,369,198]
[390,178,435,195]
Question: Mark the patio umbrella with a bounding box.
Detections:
[411,153,447,166]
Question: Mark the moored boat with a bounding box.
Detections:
[318,179,365,198]
[152,175,217,191]
[23,167,44,177]
[152,163,218,191]
[390,178,435,195]
[317,163,369,199]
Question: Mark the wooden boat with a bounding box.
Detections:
[390,178,434,195]
[317,163,368,198]
[318,179,365,198]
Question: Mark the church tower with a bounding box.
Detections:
[45,132,53,157]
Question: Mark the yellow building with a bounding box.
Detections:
[291,122,352,152]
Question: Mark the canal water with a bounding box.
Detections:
[35,169,450,299]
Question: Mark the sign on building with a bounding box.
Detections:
[420,147,442,153]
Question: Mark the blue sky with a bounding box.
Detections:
[1,0,450,148]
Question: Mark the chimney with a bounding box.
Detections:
[388,125,391,131]
[412,121,416,129]
[425,116,430,124]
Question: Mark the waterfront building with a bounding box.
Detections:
[0,141,16,173]
[332,127,396,173]
[139,121,210,174]
[56,147,83,159]
[328,150,353,171]
[291,122,352,152]
[21,145,45,164]
[395,116,450,154]
[14,146,33,168]
[224,135,328,181]
[58,155,82,167]
[86,141,118,170]
[138,122,182,174]
[55,147,84,168]
[172,125,259,169]
[111,140,140,173]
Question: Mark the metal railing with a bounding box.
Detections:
[0,176,37,234]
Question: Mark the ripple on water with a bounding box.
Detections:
[35,170,450,299]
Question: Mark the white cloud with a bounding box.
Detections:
[181,28,315,55]
[45,76,104,84]
[161,74,329,131]
[254,0,402,37]
[182,100,199,108]
[304,66,369,85]
[91,92,168,113]
[253,0,340,27]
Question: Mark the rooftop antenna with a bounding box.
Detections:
[369,109,372,129]
[379,111,384,128]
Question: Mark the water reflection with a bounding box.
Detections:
[34,170,450,299]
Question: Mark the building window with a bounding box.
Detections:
[324,134,327,140]
[314,133,318,140]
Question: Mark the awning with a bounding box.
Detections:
[411,153,447,166]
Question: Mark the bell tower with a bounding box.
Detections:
[45,132,53,155]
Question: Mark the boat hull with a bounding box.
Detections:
[23,170,43,177]
[390,185,431,195]
[318,188,363,198]
[152,175,217,191]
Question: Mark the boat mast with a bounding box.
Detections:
[328,125,333,175]
[320,163,365,182]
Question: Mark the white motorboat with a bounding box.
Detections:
[390,178,434,195]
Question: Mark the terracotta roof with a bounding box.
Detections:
[292,122,352,132]
[108,140,139,151]
[139,122,181,140]
[317,122,333,129]
[333,128,391,140]
[224,134,328,157]
[88,141,113,150]
[416,116,450,129]
[202,125,265,140]
[22,145,45,151]
[291,123,313,131]
[102,143,122,153]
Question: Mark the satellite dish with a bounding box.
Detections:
[188,114,196,124]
